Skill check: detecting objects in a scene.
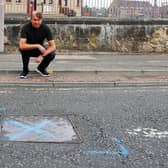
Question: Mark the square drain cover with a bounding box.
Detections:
[0,115,80,143]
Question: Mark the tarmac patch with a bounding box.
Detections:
[0,115,80,143]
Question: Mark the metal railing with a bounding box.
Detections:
[82,0,168,18]
[4,0,168,19]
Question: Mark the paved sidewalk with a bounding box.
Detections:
[0,51,168,86]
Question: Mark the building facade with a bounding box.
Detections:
[108,0,161,18]
[5,0,81,16]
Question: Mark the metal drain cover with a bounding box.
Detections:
[0,115,80,143]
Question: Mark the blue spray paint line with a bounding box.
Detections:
[7,119,55,140]
[84,150,123,156]
[114,138,129,156]
[84,138,129,156]
[0,108,6,111]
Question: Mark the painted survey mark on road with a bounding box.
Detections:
[7,119,55,141]
[84,138,129,156]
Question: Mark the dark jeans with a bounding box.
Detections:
[20,49,55,72]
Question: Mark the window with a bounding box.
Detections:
[65,0,67,6]
[6,0,12,2]
[59,0,62,6]
[16,0,21,2]
[77,0,79,7]
[49,0,53,4]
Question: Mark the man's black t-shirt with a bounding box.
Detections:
[20,22,53,45]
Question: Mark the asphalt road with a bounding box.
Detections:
[0,85,168,168]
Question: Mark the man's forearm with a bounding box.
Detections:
[19,43,40,51]
[42,45,56,57]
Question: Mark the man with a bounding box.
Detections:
[19,11,56,79]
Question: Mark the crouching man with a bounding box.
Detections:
[19,11,56,79]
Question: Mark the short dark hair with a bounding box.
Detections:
[31,11,42,19]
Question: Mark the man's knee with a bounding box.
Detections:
[48,52,56,60]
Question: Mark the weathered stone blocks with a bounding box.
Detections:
[4,17,168,53]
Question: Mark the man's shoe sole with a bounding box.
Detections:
[19,75,28,79]
[19,73,28,79]
[35,68,49,77]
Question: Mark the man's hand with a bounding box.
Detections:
[35,55,43,63]
[38,45,46,54]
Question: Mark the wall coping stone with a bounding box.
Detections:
[5,14,168,25]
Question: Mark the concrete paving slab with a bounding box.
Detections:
[1,52,168,73]
[1,52,168,85]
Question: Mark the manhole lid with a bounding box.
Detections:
[0,115,80,143]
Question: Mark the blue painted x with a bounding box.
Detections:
[7,119,55,140]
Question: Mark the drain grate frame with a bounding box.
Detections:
[0,115,82,144]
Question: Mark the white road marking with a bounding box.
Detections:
[127,127,168,138]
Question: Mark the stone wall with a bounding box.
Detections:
[4,17,168,53]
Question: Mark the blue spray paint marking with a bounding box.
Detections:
[84,138,129,156]
[113,138,129,156]
[7,119,55,140]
